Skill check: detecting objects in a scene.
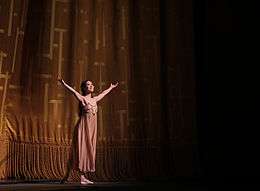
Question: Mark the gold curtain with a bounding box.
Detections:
[0,0,167,181]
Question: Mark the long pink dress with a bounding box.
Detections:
[74,98,98,173]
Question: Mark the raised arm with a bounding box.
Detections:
[58,78,83,102]
[94,82,118,102]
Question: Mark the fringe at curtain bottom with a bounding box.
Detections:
[1,141,163,181]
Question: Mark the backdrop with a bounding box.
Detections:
[0,0,198,181]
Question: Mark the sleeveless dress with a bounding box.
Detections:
[74,98,98,173]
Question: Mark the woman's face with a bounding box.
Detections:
[86,81,94,93]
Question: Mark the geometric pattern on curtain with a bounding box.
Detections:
[0,0,164,181]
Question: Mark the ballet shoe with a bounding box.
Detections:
[80,180,94,184]
[80,175,94,184]
[85,179,94,184]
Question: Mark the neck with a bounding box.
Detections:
[84,93,91,98]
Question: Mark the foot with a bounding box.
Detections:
[85,179,94,184]
[81,179,94,184]
[80,175,94,184]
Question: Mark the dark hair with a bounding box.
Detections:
[80,80,92,95]
[80,80,87,95]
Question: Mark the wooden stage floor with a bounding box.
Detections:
[0,179,209,191]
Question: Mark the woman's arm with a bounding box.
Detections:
[94,82,118,102]
[58,78,83,102]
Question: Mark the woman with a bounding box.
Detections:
[58,78,118,184]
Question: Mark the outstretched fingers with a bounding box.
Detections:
[57,77,64,84]
[111,82,119,88]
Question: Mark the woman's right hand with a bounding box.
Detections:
[58,77,64,84]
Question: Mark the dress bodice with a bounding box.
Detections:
[80,98,98,115]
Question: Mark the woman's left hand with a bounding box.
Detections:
[110,82,119,89]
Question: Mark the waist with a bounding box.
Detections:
[81,108,98,114]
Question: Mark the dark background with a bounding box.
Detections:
[191,0,259,183]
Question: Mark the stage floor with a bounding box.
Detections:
[0,180,208,191]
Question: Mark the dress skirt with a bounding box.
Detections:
[73,112,97,173]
